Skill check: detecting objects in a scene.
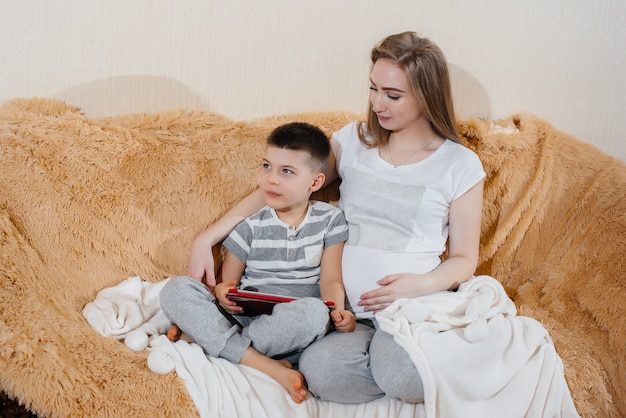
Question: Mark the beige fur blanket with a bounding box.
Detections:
[0,98,624,417]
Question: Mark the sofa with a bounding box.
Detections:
[0,97,624,417]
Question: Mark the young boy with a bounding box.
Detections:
[159,122,355,403]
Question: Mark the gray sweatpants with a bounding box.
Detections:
[159,276,330,364]
[298,319,424,404]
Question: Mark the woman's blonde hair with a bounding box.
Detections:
[358,31,459,147]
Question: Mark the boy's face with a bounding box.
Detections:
[259,146,324,212]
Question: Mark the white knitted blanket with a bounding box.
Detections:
[83,275,578,418]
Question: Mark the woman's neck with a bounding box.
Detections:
[389,119,436,148]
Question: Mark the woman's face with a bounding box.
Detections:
[369,58,423,134]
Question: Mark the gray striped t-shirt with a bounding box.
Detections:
[223,201,348,287]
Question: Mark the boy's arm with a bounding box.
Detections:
[319,242,356,332]
[220,249,246,286]
[318,242,345,308]
[214,250,246,314]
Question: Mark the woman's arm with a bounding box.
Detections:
[188,188,265,286]
[358,180,484,313]
[423,178,484,289]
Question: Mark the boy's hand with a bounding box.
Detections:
[330,308,356,332]
[214,280,243,314]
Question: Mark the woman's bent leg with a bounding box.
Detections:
[370,328,424,403]
[298,322,385,403]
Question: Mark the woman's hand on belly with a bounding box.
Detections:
[358,272,436,313]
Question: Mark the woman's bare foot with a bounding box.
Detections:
[241,349,307,403]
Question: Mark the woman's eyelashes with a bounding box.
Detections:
[369,86,400,100]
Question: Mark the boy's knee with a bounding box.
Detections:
[291,298,331,334]
[159,278,178,311]
[160,276,184,299]
[159,276,202,311]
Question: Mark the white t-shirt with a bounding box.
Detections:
[333,122,486,318]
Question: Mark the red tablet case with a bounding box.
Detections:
[227,288,335,316]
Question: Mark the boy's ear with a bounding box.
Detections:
[310,172,326,192]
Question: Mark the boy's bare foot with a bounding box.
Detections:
[277,359,293,369]
[166,325,193,343]
[241,349,307,403]
[272,364,307,403]
[284,369,307,403]
[166,325,182,342]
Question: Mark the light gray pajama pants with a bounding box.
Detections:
[159,276,330,364]
[298,319,425,404]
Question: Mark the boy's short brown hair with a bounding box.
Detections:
[266,122,330,172]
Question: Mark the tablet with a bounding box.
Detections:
[227,288,335,316]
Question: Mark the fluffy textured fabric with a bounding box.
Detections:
[0,98,624,417]
[377,275,578,417]
[83,276,423,418]
[83,274,577,418]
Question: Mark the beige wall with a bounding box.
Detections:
[1,1,624,161]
